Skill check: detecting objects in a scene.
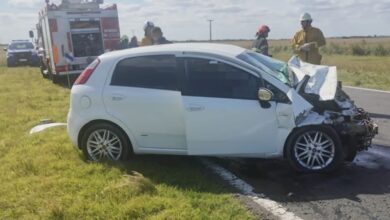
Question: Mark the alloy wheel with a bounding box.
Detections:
[294,131,335,170]
[86,129,123,161]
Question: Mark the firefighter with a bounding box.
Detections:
[292,13,326,65]
[117,35,129,50]
[252,25,271,56]
[151,27,172,45]
[140,21,155,46]
[129,36,138,48]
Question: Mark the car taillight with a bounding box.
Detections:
[74,59,100,85]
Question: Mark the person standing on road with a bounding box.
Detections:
[152,27,172,45]
[252,25,271,56]
[292,13,326,65]
[140,21,155,46]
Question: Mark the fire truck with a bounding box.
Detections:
[36,0,121,83]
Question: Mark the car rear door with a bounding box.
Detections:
[182,57,281,156]
[103,55,187,151]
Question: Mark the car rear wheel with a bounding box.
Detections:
[285,126,344,173]
[80,123,130,162]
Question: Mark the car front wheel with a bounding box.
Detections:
[285,126,344,173]
[80,123,130,162]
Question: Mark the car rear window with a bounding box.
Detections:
[111,55,179,91]
[9,42,34,50]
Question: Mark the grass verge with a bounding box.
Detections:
[0,66,254,219]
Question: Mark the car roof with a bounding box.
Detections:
[100,43,247,60]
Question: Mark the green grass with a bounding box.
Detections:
[0,65,254,219]
[0,48,5,66]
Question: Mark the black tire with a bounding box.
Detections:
[285,126,345,173]
[343,136,359,162]
[40,60,47,78]
[345,149,357,162]
[52,74,61,84]
[80,123,131,162]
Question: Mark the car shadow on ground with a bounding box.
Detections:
[78,153,236,195]
[54,75,78,89]
[221,150,390,203]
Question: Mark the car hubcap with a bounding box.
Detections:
[87,129,122,161]
[294,131,335,170]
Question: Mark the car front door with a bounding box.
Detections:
[182,57,281,156]
[103,55,187,151]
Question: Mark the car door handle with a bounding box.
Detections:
[111,94,125,101]
[186,105,205,112]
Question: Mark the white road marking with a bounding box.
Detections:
[201,158,303,220]
[344,86,390,94]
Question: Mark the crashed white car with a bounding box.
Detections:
[67,43,378,172]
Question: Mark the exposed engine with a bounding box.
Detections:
[299,82,378,157]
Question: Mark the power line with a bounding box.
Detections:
[208,19,214,41]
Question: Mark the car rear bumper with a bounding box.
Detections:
[67,110,82,149]
[7,55,40,66]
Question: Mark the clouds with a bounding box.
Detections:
[0,0,389,43]
[7,0,43,8]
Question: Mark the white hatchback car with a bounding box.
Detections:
[67,43,377,172]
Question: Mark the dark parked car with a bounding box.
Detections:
[3,40,40,67]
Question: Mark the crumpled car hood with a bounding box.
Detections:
[288,56,338,101]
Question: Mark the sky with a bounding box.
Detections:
[0,0,389,43]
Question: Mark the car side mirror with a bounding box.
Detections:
[258,88,273,102]
[3,48,7,52]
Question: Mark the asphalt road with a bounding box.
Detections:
[344,87,390,148]
[223,87,390,220]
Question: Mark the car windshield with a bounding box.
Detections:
[9,42,34,50]
[237,51,292,86]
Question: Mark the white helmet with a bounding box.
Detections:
[300,13,312,21]
[143,20,155,31]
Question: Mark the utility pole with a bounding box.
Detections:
[208,19,214,41]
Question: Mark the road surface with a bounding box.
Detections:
[222,87,390,220]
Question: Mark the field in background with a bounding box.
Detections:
[0,64,254,219]
[0,45,5,66]
[218,37,390,56]
[220,37,390,90]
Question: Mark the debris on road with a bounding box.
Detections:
[29,119,67,134]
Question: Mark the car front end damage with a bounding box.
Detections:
[328,87,378,154]
[297,84,379,160]
[286,57,379,160]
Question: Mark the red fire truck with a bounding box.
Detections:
[36,0,121,83]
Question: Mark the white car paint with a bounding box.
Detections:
[67,43,343,158]
[103,86,187,150]
[289,56,338,101]
[184,96,280,157]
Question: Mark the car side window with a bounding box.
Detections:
[111,55,179,91]
[183,58,258,100]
